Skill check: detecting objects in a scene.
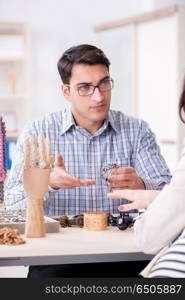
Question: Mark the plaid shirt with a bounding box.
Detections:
[4,108,171,215]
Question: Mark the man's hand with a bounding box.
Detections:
[108,167,145,190]
[49,155,95,189]
[107,189,160,211]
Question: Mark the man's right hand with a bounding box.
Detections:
[49,155,95,189]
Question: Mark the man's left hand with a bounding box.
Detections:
[108,167,145,190]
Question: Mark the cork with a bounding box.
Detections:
[83,212,107,231]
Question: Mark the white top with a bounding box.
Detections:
[134,147,185,276]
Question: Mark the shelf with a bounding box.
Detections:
[0,95,26,100]
[0,32,25,35]
[0,22,30,136]
[0,57,26,62]
[6,130,19,139]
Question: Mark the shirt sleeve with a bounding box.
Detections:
[134,152,185,254]
[134,121,172,190]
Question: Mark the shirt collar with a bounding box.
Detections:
[106,110,119,133]
[60,107,76,135]
[60,108,119,135]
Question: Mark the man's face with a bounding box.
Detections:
[62,63,111,127]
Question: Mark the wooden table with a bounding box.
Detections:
[0,227,153,267]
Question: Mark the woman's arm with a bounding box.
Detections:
[135,155,185,254]
[108,154,185,254]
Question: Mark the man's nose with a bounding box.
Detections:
[91,86,104,102]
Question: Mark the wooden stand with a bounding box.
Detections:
[24,168,50,237]
[83,212,107,231]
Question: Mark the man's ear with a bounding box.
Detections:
[61,84,70,100]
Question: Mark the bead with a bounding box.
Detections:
[38,160,47,169]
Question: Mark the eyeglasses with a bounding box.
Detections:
[66,78,114,96]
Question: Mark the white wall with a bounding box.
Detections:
[153,0,185,8]
[0,0,154,121]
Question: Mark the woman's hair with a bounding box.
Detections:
[179,77,185,123]
[57,44,110,84]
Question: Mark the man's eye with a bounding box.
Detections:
[79,85,91,92]
[100,80,110,88]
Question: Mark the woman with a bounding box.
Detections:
[108,78,185,278]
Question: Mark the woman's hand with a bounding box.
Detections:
[107,189,160,211]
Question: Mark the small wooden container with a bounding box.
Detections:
[83,212,107,231]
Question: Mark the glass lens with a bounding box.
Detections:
[99,79,113,91]
[78,85,93,96]
[77,79,113,96]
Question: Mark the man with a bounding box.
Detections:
[4,44,171,277]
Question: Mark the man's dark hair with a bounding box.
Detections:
[57,44,110,84]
